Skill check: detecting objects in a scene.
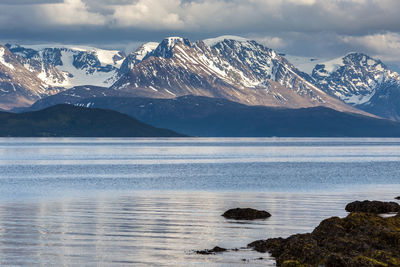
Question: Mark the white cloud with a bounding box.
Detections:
[1,0,400,34]
[341,32,400,65]
[342,32,400,52]
[111,0,184,29]
[253,36,286,49]
[285,0,316,5]
[1,0,400,71]
[40,0,106,25]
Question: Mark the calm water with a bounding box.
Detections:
[0,138,399,266]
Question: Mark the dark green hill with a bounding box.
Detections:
[71,95,400,137]
[0,104,183,137]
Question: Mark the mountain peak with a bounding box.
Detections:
[203,35,249,47]
[133,42,159,60]
[309,51,400,109]
[118,42,159,74]
[146,37,192,59]
[342,52,383,68]
[164,37,189,48]
[0,45,15,70]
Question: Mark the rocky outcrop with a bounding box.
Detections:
[248,202,400,267]
[345,200,400,213]
[195,246,227,255]
[222,208,271,220]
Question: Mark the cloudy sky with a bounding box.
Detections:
[1,0,400,70]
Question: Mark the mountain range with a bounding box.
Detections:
[1,36,400,124]
[72,95,400,137]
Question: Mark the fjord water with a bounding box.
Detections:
[0,138,399,266]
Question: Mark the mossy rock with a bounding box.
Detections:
[248,202,400,267]
[222,208,271,220]
[281,260,307,267]
[345,200,400,213]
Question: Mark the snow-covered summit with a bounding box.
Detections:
[165,37,188,49]
[134,42,159,61]
[0,46,15,70]
[203,35,249,47]
[283,55,328,75]
[10,44,125,68]
[3,37,400,120]
[147,37,192,59]
[7,44,126,88]
[110,35,353,113]
[304,52,400,111]
[118,42,159,74]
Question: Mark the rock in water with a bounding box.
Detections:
[345,200,400,213]
[196,246,227,255]
[222,208,271,220]
[248,212,400,267]
[396,196,400,200]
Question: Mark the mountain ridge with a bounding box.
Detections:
[287,51,400,120]
[0,104,183,137]
[72,95,400,137]
[2,36,400,121]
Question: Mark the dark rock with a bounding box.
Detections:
[280,260,304,267]
[325,254,349,267]
[395,196,400,200]
[248,211,400,267]
[345,200,400,213]
[211,246,226,253]
[222,208,271,220]
[196,246,227,255]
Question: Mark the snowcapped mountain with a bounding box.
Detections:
[109,36,362,114]
[311,53,400,105]
[118,42,158,75]
[0,45,58,109]
[0,44,126,109]
[288,52,400,120]
[3,36,398,119]
[6,44,126,88]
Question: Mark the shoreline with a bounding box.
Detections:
[198,199,400,266]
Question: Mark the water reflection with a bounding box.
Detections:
[0,138,399,265]
[0,190,399,266]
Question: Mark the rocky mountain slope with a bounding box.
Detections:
[3,36,400,121]
[7,44,126,88]
[289,52,400,120]
[0,45,58,109]
[110,37,362,115]
[0,44,126,110]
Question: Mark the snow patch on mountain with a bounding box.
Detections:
[309,53,400,106]
[55,50,114,88]
[135,42,159,61]
[0,47,15,70]
[8,45,126,88]
[118,42,159,75]
[283,55,327,75]
[319,57,345,73]
[166,37,186,49]
[18,44,125,67]
[148,37,192,59]
[203,35,249,47]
